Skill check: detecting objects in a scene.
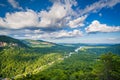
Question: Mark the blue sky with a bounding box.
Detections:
[0,0,120,43]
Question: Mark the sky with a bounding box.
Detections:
[0,0,120,44]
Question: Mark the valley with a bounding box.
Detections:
[0,35,120,80]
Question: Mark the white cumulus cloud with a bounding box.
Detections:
[86,20,120,33]
[0,9,38,29]
[38,3,67,28]
[38,0,77,28]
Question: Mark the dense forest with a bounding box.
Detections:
[0,36,120,80]
[20,53,120,80]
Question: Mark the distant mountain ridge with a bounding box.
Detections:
[0,35,120,48]
[22,39,56,48]
[0,35,60,48]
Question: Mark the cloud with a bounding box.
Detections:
[0,0,120,41]
[38,0,77,28]
[0,0,78,29]
[50,29,83,38]
[0,29,26,36]
[38,3,67,28]
[0,9,38,29]
[67,15,87,28]
[8,0,22,9]
[79,0,120,15]
[34,29,42,33]
[24,29,82,39]
[85,20,120,33]
[40,0,120,30]
[0,28,82,39]
[30,29,83,39]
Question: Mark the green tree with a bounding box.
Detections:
[94,53,120,80]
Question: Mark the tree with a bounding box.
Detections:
[96,53,120,80]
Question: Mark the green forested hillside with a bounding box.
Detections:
[0,36,120,80]
[0,47,64,79]
[0,35,28,48]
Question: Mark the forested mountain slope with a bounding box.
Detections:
[0,35,28,48]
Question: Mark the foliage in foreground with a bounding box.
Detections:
[17,53,120,80]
